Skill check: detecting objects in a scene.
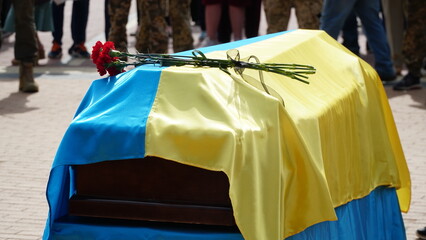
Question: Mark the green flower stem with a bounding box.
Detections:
[111,50,316,84]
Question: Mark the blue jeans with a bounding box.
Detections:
[320,0,395,78]
[341,11,360,55]
[51,0,89,46]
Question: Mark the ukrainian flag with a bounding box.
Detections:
[43,30,410,240]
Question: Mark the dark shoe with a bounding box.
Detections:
[38,44,45,60]
[417,227,426,240]
[393,73,421,91]
[379,73,397,82]
[48,42,63,59]
[11,59,20,66]
[36,34,45,60]
[68,43,90,58]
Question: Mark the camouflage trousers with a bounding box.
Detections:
[0,0,37,62]
[108,0,131,52]
[136,0,193,53]
[136,0,168,53]
[263,0,323,34]
[108,0,193,53]
[169,0,193,53]
[403,0,426,77]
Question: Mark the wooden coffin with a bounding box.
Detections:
[69,156,236,226]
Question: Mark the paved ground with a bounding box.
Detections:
[0,2,425,239]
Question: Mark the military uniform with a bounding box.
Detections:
[135,0,168,53]
[169,0,193,52]
[136,0,193,53]
[0,0,39,92]
[0,0,38,62]
[107,0,131,52]
[263,0,322,34]
[403,0,426,77]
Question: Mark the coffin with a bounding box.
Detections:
[68,157,236,226]
[43,30,411,240]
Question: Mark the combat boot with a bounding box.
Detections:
[19,62,39,93]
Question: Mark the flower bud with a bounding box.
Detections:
[109,50,122,58]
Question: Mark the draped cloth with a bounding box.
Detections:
[43,30,410,240]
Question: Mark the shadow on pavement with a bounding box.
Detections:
[0,92,39,115]
[385,87,426,110]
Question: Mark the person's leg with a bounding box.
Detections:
[13,0,37,63]
[1,0,12,29]
[205,3,222,41]
[35,32,45,60]
[51,1,64,45]
[381,0,404,74]
[136,0,168,53]
[218,3,231,43]
[295,0,322,29]
[401,0,426,78]
[107,0,131,52]
[320,0,356,39]
[198,1,206,32]
[169,0,194,52]
[68,0,90,57]
[341,11,360,55]
[136,0,149,52]
[228,4,245,41]
[104,0,110,41]
[136,0,142,25]
[263,0,291,33]
[244,0,261,38]
[393,0,426,90]
[12,0,38,92]
[71,0,89,45]
[354,0,395,79]
[48,1,64,58]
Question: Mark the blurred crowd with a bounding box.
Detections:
[0,0,425,93]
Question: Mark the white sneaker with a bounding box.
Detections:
[198,31,207,42]
[198,37,219,48]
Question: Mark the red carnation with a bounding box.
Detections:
[106,65,124,76]
[91,41,103,64]
[91,41,126,76]
[101,42,116,59]
[95,62,107,76]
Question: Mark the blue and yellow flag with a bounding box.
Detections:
[43,30,410,240]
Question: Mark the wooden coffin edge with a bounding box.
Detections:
[69,195,237,226]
